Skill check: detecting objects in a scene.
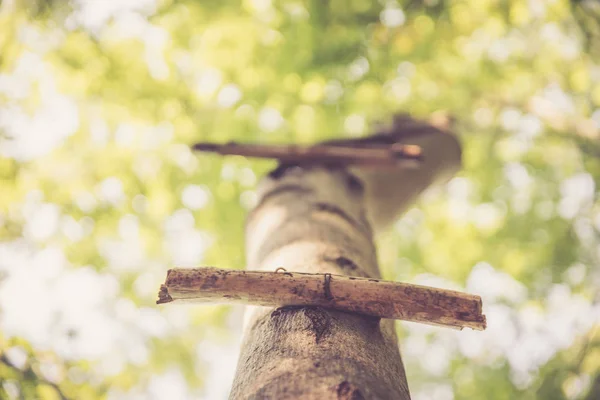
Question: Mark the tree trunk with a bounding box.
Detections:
[230,117,461,399]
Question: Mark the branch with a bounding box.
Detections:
[0,354,69,400]
[157,267,486,331]
[192,141,423,168]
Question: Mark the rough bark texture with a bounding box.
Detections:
[158,267,486,330]
[230,117,462,399]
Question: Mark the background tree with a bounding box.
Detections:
[0,0,599,399]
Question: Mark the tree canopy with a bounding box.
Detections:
[1,0,599,399]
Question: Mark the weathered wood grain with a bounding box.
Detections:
[192,141,422,168]
[157,267,486,331]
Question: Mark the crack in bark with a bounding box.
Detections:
[268,163,305,179]
[259,184,313,205]
[313,202,370,237]
[270,306,332,344]
[324,273,333,301]
[336,381,365,400]
[326,256,360,272]
[247,184,313,226]
[345,172,364,195]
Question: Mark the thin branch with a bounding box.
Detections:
[586,373,600,400]
[191,141,423,168]
[157,267,486,331]
[0,354,69,400]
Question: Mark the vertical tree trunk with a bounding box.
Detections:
[230,118,461,399]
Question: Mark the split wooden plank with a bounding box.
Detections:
[192,141,423,168]
[157,267,486,331]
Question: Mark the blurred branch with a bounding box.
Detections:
[0,354,69,400]
[545,129,600,159]
[457,95,600,160]
[571,0,600,56]
[157,267,487,331]
[586,373,600,400]
[192,141,423,168]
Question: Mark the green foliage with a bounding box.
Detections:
[1,0,599,398]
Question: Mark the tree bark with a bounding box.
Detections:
[230,117,461,399]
